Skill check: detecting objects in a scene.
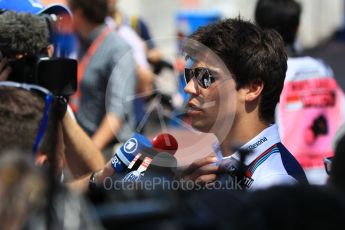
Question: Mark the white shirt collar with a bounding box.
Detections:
[214,124,281,165]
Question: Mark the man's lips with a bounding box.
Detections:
[186,102,203,116]
[184,101,216,116]
[187,101,216,110]
[187,101,204,110]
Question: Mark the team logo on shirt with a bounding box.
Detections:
[248,137,267,150]
[242,176,254,188]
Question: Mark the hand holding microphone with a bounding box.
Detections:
[123,133,179,182]
[142,152,178,180]
[89,133,152,188]
[145,133,178,179]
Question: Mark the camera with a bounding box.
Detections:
[7,56,77,97]
[0,9,77,97]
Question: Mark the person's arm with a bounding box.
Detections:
[92,113,122,151]
[136,66,154,95]
[117,25,154,95]
[67,159,114,194]
[62,111,106,178]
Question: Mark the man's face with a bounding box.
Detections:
[184,59,238,134]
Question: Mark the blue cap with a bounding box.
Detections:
[0,0,75,58]
[0,0,72,16]
[0,0,43,14]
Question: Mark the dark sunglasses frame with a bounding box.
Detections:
[184,67,216,89]
[0,81,54,158]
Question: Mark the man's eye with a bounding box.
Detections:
[203,78,211,87]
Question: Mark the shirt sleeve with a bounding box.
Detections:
[106,49,137,121]
[117,25,150,69]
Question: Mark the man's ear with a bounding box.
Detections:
[244,80,264,102]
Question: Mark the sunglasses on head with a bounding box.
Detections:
[184,67,216,89]
[0,81,54,158]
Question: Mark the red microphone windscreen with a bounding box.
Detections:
[151,133,178,155]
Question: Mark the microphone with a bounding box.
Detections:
[151,133,178,155]
[122,133,179,182]
[0,11,50,57]
[122,151,157,182]
[125,133,178,172]
[143,152,178,180]
[110,133,152,173]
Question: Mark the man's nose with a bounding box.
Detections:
[184,77,199,96]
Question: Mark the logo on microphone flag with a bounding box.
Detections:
[124,138,138,153]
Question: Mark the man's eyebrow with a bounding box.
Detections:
[207,67,222,73]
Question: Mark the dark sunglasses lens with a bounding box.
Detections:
[195,68,214,88]
[184,68,194,84]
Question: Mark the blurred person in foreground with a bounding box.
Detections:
[328,133,345,194]
[180,18,307,190]
[67,0,137,156]
[0,61,103,228]
[230,185,345,230]
[0,152,47,229]
[255,0,345,184]
[0,150,102,229]
[0,9,105,179]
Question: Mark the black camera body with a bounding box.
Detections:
[8,56,77,97]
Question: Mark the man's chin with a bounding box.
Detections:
[191,121,212,133]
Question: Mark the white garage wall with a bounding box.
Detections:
[118,0,344,50]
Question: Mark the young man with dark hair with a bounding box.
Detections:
[181,18,307,189]
[255,0,345,184]
[67,0,137,155]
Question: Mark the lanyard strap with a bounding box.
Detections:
[246,144,279,178]
[70,27,111,112]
